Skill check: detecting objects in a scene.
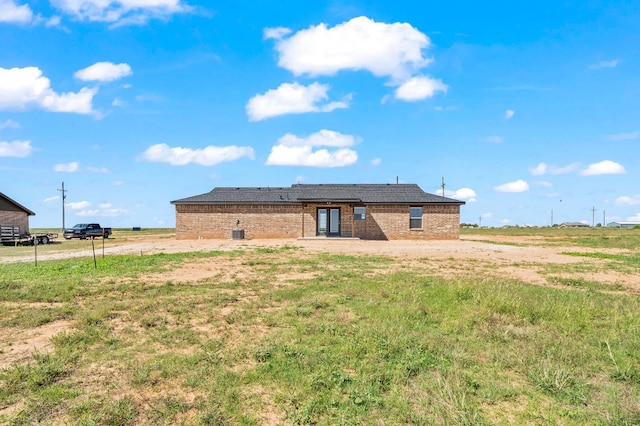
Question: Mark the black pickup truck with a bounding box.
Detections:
[63,223,112,239]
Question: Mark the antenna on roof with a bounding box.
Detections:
[396,176,399,184]
[441,177,446,197]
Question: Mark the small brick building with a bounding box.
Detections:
[172,184,465,240]
[0,192,35,238]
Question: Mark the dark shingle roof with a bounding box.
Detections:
[171,184,464,205]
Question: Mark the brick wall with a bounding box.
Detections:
[175,204,302,239]
[175,203,460,240]
[355,204,460,240]
[0,210,29,234]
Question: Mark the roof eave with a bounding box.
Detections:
[0,192,36,215]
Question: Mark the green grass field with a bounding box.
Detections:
[1,229,639,424]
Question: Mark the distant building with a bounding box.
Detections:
[559,222,590,228]
[606,221,640,228]
[0,192,35,238]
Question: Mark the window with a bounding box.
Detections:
[409,207,423,229]
[354,207,366,220]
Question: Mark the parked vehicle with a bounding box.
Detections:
[0,226,58,246]
[63,223,112,240]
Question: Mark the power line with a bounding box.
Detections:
[57,182,67,231]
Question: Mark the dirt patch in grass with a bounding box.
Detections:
[0,319,73,369]
[5,236,637,295]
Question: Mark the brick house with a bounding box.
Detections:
[0,192,35,238]
[171,184,465,240]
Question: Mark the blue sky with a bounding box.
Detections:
[1,0,639,228]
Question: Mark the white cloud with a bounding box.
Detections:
[529,163,546,175]
[267,16,432,82]
[43,15,61,27]
[483,135,503,143]
[454,188,476,202]
[76,205,133,217]
[529,163,549,176]
[433,105,457,112]
[54,161,79,172]
[263,26,291,39]
[0,119,19,129]
[505,109,515,119]
[0,140,32,157]
[394,75,447,101]
[0,1,60,26]
[141,143,255,166]
[43,195,60,204]
[112,97,125,107]
[589,59,618,69]
[246,82,349,121]
[266,130,358,167]
[482,212,493,219]
[615,195,640,206]
[494,179,529,193]
[112,180,124,186]
[277,129,359,147]
[580,160,625,176]
[74,62,132,82]
[51,0,191,25]
[67,200,91,210]
[371,158,381,166]
[0,67,96,114]
[0,0,32,23]
[135,93,163,103]
[444,188,476,202]
[529,162,580,176]
[87,166,109,173]
[605,131,638,142]
[627,213,640,221]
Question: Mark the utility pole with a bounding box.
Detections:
[603,210,606,227]
[441,177,445,197]
[57,182,67,231]
[591,206,597,227]
[479,216,482,228]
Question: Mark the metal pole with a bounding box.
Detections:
[58,182,67,232]
[91,237,97,269]
[34,238,38,267]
